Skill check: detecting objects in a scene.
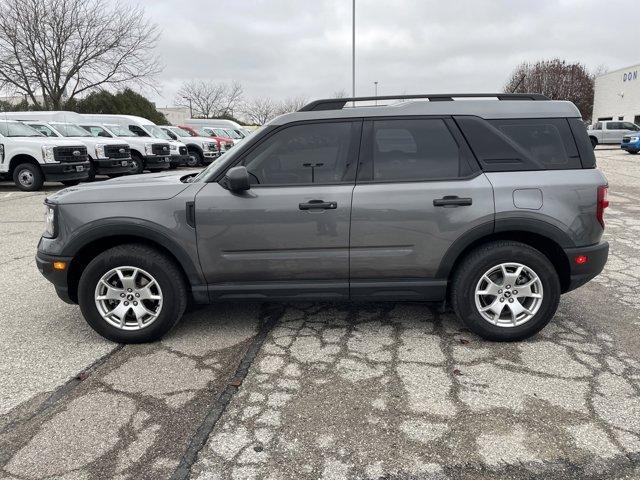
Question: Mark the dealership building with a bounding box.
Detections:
[592,63,640,124]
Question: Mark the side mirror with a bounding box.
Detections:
[224,166,251,192]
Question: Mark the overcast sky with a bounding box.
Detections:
[136,0,636,107]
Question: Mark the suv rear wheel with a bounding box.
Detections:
[78,244,187,343]
[450,240,560,341]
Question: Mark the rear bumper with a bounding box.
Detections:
[93,157,132,175]
[563,241,609,292]
[36,251,75,304]
[143,155,171,169]
[41,161,91,182]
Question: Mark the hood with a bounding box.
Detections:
[46,169,200,205]
[66,136,127,147]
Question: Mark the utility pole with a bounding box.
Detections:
[352,0,355,106]
[374,81,378,105]
[183,96,193,118]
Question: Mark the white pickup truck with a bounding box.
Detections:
[0,120,90,191]
[587,120,640,148]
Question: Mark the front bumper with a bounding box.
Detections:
[621,141,640,152]
[41,161,91,182]
[143,155,171,169]
[36,251,75,304]
[93,157,132,175]
[563,241,609,292]
[170,154,193,167]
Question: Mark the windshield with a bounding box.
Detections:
[146,125,172,140]
[82,125,113,138]
[0,121,43,137]
[107,124,134,137]
[213,128,231,138]
[169,127,191,138]
[54,123,92,137]
[222,128,241,139]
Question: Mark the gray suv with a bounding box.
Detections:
[36,94,609,343]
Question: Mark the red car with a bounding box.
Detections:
[179,125,234,152]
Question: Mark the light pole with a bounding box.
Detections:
[374,81,378,105]
[352,0,355,105]
[183,96,193,118]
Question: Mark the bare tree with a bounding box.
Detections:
[275,96,308,115]
[504,59,600,120]
[332,89,348,98]
[241,97,278,125]
[0,0,161,109]
[175,80,243,118]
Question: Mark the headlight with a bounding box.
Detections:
[629,136,639,143]
[0,144,4,162]
[144,143,153,155]
[42,145,55,163]
[43,204,57,238]
[95,144,106,158]
[170,144,178,151]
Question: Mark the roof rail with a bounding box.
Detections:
[299,93,550,112]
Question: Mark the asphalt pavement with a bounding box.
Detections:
[1,150,639,480]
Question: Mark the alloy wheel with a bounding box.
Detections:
[94,266,163,330]
[474,262,543,327]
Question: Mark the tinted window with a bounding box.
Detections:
[241,122,360,185]
[491,119,578,168]
[371,119,464,181]
[594,122,602,130]
[622,122,639,131]
[457,117,581,171]
[607,122,621,130]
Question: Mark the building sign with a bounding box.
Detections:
[623,70,638,82]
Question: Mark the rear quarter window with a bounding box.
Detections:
[455,116,582,171]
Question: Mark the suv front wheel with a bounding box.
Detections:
[78,244,187,343]
[450,240,560,341]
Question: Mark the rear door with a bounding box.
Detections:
[349,117,494,300]
[195,120,362,300]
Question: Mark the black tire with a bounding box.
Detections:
[187,150,202,167]
[61,180,80,186]
[628,150,638,155]
[130,153,145,175]
[13,163,44,191]
[78,244,187,343]
[450,240,560,341]
[590,137,598,149]
[87,160,96,182]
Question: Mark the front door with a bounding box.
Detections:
[349,117,495,300]
[195,120,362,300]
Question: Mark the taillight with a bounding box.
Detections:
[596,185,609,229]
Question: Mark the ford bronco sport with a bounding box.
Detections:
[36,94,609,343]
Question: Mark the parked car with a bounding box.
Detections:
[178,125,234,153]
[3,111,132,180]
[587,120,640,148]
[183,118,251,139]
[83,114,190,170]
[0,119,90,190]
[79,123,171,174]
[36,93,608,343]
[620,134,640,154]
[158,126,220,166]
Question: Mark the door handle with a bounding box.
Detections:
[433,196,472,207]
[299,199,338,210]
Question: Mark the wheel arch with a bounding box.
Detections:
[439,222,573,294]
[9,154,42,175]
[65,226,206,304]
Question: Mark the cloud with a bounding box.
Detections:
[133,0,633,106]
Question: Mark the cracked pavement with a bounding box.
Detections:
[1,149,640,480]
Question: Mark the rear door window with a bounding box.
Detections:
[362,118,473,182]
